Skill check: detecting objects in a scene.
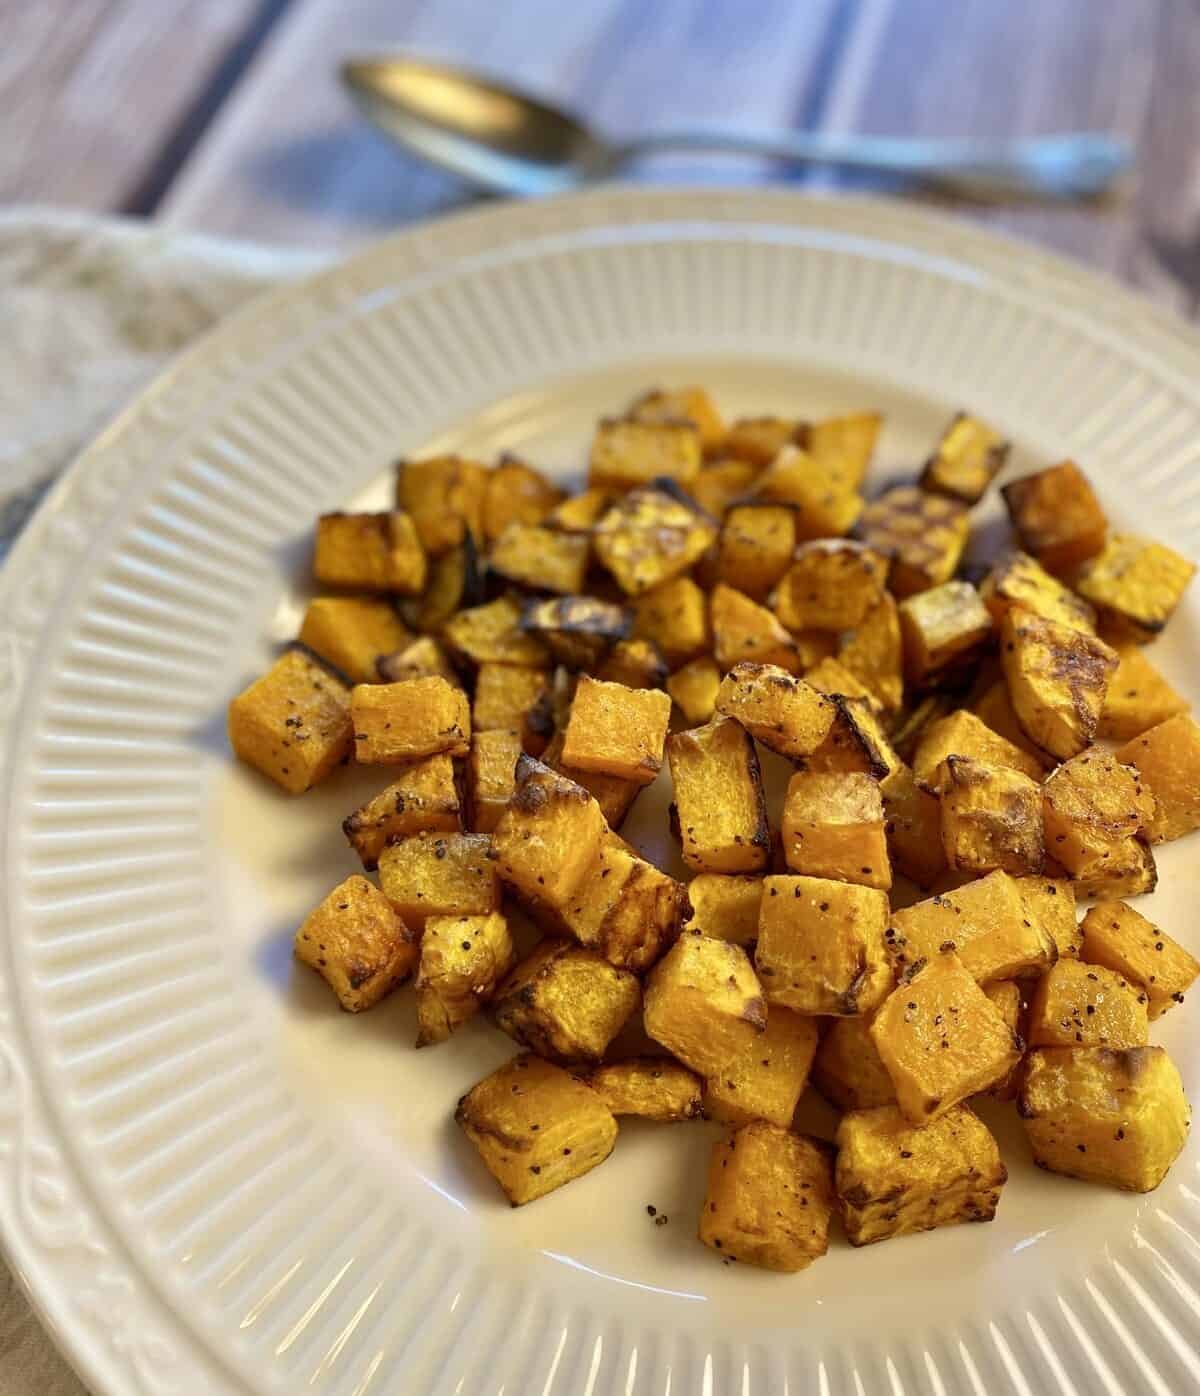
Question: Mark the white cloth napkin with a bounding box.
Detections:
[0,208,328,1394]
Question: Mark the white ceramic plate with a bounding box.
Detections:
[4,189,1200,1396]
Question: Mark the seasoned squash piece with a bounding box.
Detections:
[644,932,765,1076]
[350,675,470,764]
[711,584,803,673]
[415,910,515,1045]
[1074,534,1195,643]
[682,875,763,946]
[482,455,563,541]
[629,385,725,452]
[691,459,759,516]
[1019,1046,1189,1192]
[882,764,947,889]
[811,1015,896,1111]
[754,445,863,539]
[1099,645,1188,740]
[667,656,721,726]
[589,417,702,493]
[561,676,671,786]
[493,939,641,1063]
[299,597,410,684]
[456,1053,617,1205]
[1116,714,1200,843]
[397,455,488,556]
[404,537,484,634]
[979,549,1096,633]
[871,955,1022,1123]
[490,756,606,911]
[593,486,717,596]
[1001,606,1117,759]
[1042,749,1154,878]
[631,576,709,667]
[1002,461,1107,574]
[444,595,550,668]
[376,635,458,685]
[377,831,497,925]
[228,648,352,794]
[1027,958,1148,1051]
[899,581,993,687]
[313,511,427,595]
[781,770,891,889]
[589,1058,703,1121]
[802,411,881,490]
[542,732,643,832]
[805,696,903,791]
[803,657,882,711]
[488,522,589,595]
[558,839,686,972]
[520,594,629,670]
[772,540,888,633]
[717,504,796,600]
[468,728,522,833]
[971,679,1054,770]
[472,664,550,738]
[704,1007,820,1128]
[294,875,418,1011]
[667,718,769,874]
[836,593,904,713]
[938,756,1044,876]
[856,485,969,597]
[548,488,611,533]
[981,980,1024,1100]
[343,753,462,868]
[756,874,892,1016]
[920,412,1009,505]
[836,1103,1006,1246]
[1073,839,1158,900]
[724,416,803,466]
[886,870,1057,984]
[1015,875,1081,958]
[595,638,669,689]
[1080,900,1200,1019]
[913,709,1044,790]
[715,662,836,760]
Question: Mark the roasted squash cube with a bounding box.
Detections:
[1098,645,1188,741]
[1042,748,1155,877]
[715,662,836,760]
[1074,533,1195,643]
[667,656,721,726]
[520,594,629,671]
[643,932,766,1076]
[704,1007,820,1128]
[444,595,550,667]
[1002,461,1107,574]
[754,445,863,539]
[920,413,1009,505]
[717,504,796,600]
[871,955,1022,1123]
[490,756,605,911]
[699,1124,834,1271]
[691,458,759,516]
[294,874,418,1011]
[772,540,887,633]
[376,635,458,685]
[1080,900,1200,1019]
[982,980,1024,1100]
[313,511,427,595]
[343,753,462,868]
[593,486,716,596]
[836,1103,1006,1246]
[724,416,803,466]
[856,485,969,597]
[456,1053,617,1205]
[377,831,497,925]
[836,593,904,713]
[1116,713,1200,844]
[415,910,515,1045]
[899,581,993,687]
[630,575,708,667]
[467,728,522,833]
[488,522,589,595]
[781,770,891,889]
[1073,839,1158,900]
[560,676,671,786]
[396,455,488,556]
[595,638,669,689]
[682,875,763,947]
[882,764,947,889]
[482,455,563,542]
[756,874,892,1016]
[471,664,550,740]
[548,487,611,533]
[803,656,882,710]
[298,597,410,684]
[711,584,803,672]
[589,417,702,493]
[938,755,1044,876]
[1001,606,1117,759]
[667,718,769,873]
[914,709,1045,790]
[802,411,880,490]
[541,731,643,831]
[228,648,352,794]
[558,839,686,972]
[493,939,641,1063]
[1027,958,1148,1051]
[589,1057,703,1120]
[629,385,725,452]
[1016,875,1081,958]
[805,696,903,792]
[350,675,469,764]
[979,549,1096,633]
[971,678,1054,770]
[1019,1045,1189,1192]
[811,1015,896,1111]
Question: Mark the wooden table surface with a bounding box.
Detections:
[5,0,1200,318]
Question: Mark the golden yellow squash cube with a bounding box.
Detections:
[481,455,563,542]
[377,831,497,925]
[228,648,353,794]
[711,583,803,673]
[699,1123,835,1272]
[541,731,643,832]
[444,594,550,667]
[756,874,892,1016]
[805,696,903,791]
[871,955,1023,1123]
[298,597,411,684]
[803,657,882,710]
[1115,713,1200,843]
[772,539,888,633]
[882,764,947,890]
[781,769,891,889]
[715,662,836,760]
[629,385,726,452]
[856,485,969,597]
[754,446,863,539]
[547,487,611,533]
[836,1103,1007,1246]
[1019,1045,1190,1192]
[589,417,702,493]
[1074,533,1196,643]
[631,575,708,667]
[294,874,418,1011]
[920,412,1009,505]
[835,593,904,713]
[811,1015,896,1111]
[643,932,766,1077]
[466,728,521,834]
[938,756,1044,876]
[488,522,590,595]
[595,637,670,689]
[724,416,803,466]
[1073,839,1158,900]
[1080,900,1200,1019]
[802,411,880,490]
[1042,748,1154,878]
[396,455,488,557]
[1027,958,1148,1051]
[981,980,1024,1101]
[682,875,763,947]
[1015,875,1081,958]
[704,1007,820,1128]
[899,581,993,687]
[971,679,1054,771]
[716,504,796,600]
[558,839,686,972]
[1098,645,1188,741]
[691,458,759,516]
[349,675,470,764]
[667,718,769,874]
[456,1053,617,1205]
[313,511,427,595]
[343,753,462,869]
[593,486,717,596]
[589,1058,703,1121]
[471,664,550,737]
[519,594,630,671]
[376,635,458,685]
[912,709,1045,791]
[979,549,1096,633]
[667,656,722,726]
[561,676,672,787]
[415,910,515,1046]
[1002,461,1107,574]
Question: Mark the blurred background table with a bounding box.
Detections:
[4,0,1200,316]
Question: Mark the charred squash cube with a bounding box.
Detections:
[488,522,590,595]
[350,675,470,764]
[1099,645,1188,741]
[805,695,903,792]
[467,728,521,833]
[836,593,904,713]
[313,511,427,595]
[560,675,671,786]
[520,594,630,671]
[1019,1045,1189,1192]
[691,459,759,517]
[558,838,686,972]
[631,576,709,667]
[871,955,1022,1123]
[1080,900,1200,1019]
[444,595,550,668]
[724,416,803,467]
[589,417,702,493]
[228,648,352,794]
[593,486,717,596]
[1042,749,1154,878]
[294,874,418,1011]
[376,635,458,685]
[754,445,863,539]
[1027,958,1148,1051]
[1016,875,1081,959]
[589,1057,702,1121]
[856,485,969,597]
[802,411,881,490]
[343,753,463,868]
[899,581,993,687]
[699,1123,834,1272]
[643,932,766,1077]
[882,764,947,889]
[682,875,763,947]
[629,385,725,452]
[938,755,1044,876]
[298,597,410,684]
[717,504,796,600]
[756,874,892,1016]
[914,709,1045,790]
[377,831,497,925]
[715,662,836,760]
[1115,713,1200,843]
[1000,606,1117,759]
[836,1103,1006,1246]
[456,1053,617,1205]
[704,1007,820,1128]
[667,656,722,726]
[396,455,488,556]
[493,939,641,1063]
[667,718,769,874]
[1001,461,1107,574]
[711,583,803,673]
[772,540,888,634]
[415,910,515,1045]
[811,1015,896,1111]
[781,769,891,889]
[920,412,1009,505]
[1074,533,1196,642]
[482,455,563,542]
[979,549,1096,633]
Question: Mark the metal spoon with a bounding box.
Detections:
[342,55,1131,202]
